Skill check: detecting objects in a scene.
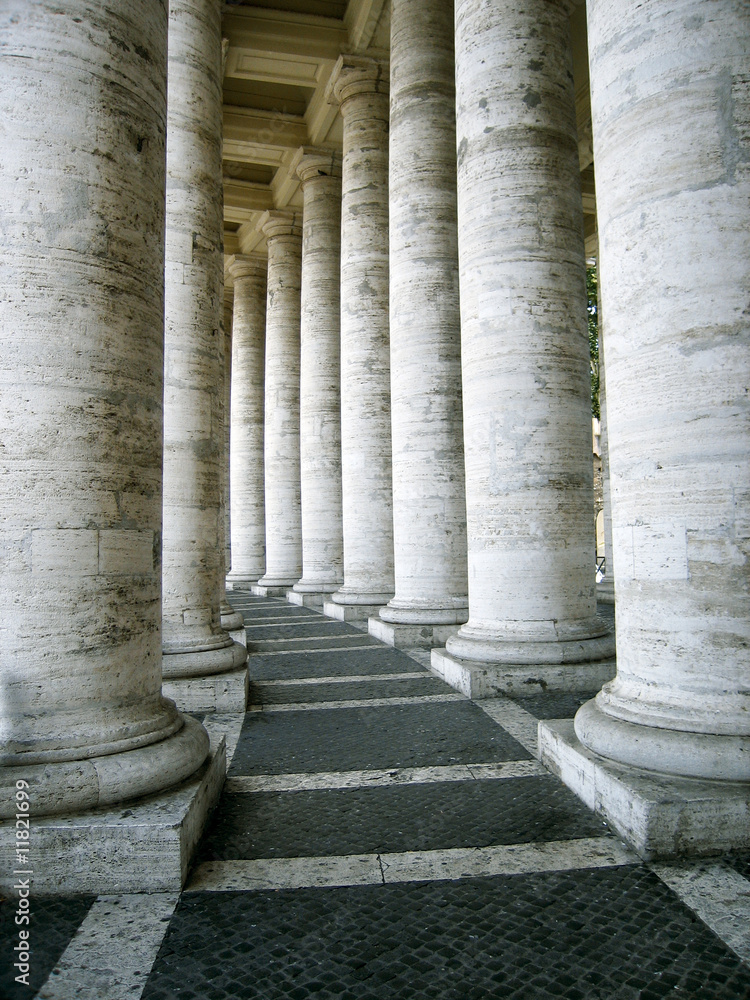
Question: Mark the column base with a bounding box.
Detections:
[287,590,326,608]
[368,617,462,649]
[0,719,225,894]
[226,575,262,592]
[596,579,615,604]
[227,626,247,648]
[162,666,249,714]
[539,718,750,860]
[323,601,385,623]
[220,603,245,631]
[251,583,291,597]
[430,648,617,698]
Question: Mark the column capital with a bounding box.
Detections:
[226,253,268,283]
[291,146,342,185]
[325,54,389,109]
[258,209,302,241]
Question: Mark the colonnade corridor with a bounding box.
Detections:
[3,593,749,998]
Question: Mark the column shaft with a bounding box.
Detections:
[292,149,344,600]
[380,0,468,633]
[256,212,303,591]
[574,0,750,781]
[328,57,395,610]
[0,0,207,819]
[218,289,244,631]
[162,0,246,694]
[439,0,614,690]
[226,256,267,588]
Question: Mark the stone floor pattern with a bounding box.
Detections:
[3,595,750,999]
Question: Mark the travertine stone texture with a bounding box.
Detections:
[256,211,303,588]
[445,0,614,669]
[226,256,267,589]
[0,0,208,819]
[218,290,244,630]
[380,0,468,632]
[162,0,247,689]
[574,0,750,782]
[327,56,395,608]
[291,147,344,598]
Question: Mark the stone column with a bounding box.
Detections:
[541,0,750,859]
[161,0,247,712]
[0,1,208,830]
[226,256,267,589]
[596,321,615,605]
[253,211,303,596]
[371,0,468,649]
[433,0,615,696]
[289,147,344,607]
[325,56,395,622]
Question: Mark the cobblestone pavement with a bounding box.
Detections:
[3,595,750,999]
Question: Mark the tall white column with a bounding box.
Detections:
[0,0,208,823]
[226,256,267,589]
[218,284,244,631]
[290,148,344,606]
[326,57,395,621]
[254,211,303,595]
[434,0,615,696]
[372,0,468,649]
[541,0,750,859]
[596,323,615,605]
[161,0,247,709]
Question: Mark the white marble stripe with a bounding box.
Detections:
[478,697,541,758]
[187,837,637,892]
[248,693,464,712]
[248,635,374,645]
[35,892,179,1000]
[651,861,750,967]
[188,855,383,891]
[252,672,428,686]
[225,760,545,793]
[243,618,325,628]
[245,644,394,657]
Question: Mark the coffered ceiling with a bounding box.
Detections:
[220,0,597,260]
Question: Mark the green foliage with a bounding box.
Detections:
[587,265,600,420]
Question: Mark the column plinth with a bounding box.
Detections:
[326,56,395,613]
[161,0,247,709]
[0,1,208,829]
[433,0,614,694]
[373,0,468,649]
[290,148,344,603]
[255,211,303,592]
[541,0,750,858]
[226,255,267,590]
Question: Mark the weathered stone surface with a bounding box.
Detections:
[219,292,244,632]
[161,0,247,707]
[226,255,267,589]
[291,148,344,600]
[443,0,614,678]
[256,211,304,589]
[0,0,207,818]
[327,57,395,609]
[574,0,750,785]
[379,0,468,634]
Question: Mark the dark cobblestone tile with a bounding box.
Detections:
[229,701,531,776]
[247,647,423,681]
[596,602,615,623]
[725,855,750,880]
[250,675,447,705]
[515,691,601,720]
[0,894,95,999]
[197,775,609,861]
[243,621,363,640]
[141,867,750,1000]
[247,636,379,653]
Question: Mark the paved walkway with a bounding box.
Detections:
[4,596,750,999]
